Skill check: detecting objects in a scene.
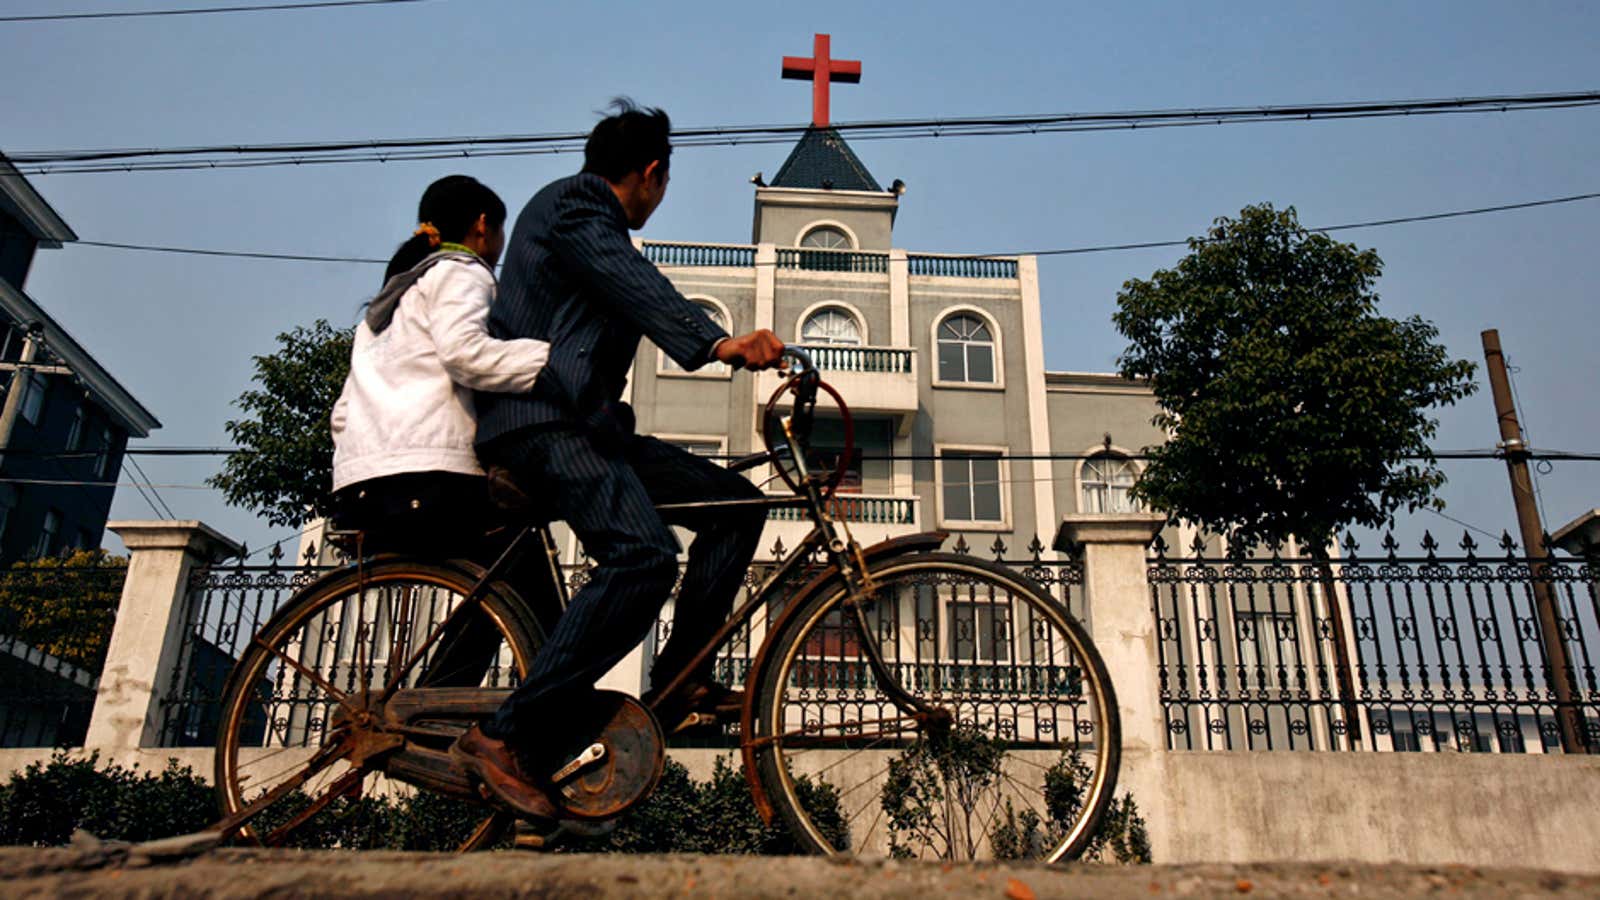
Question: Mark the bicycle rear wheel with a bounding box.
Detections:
[751,553,1119,861]
[213,559,542,851]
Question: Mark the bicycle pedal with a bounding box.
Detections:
[669,712,719,735]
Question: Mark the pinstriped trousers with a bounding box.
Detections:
[478,426,765,744]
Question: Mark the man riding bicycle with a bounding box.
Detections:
[452,99,786,819]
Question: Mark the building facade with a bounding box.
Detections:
[0,153,161,563]
[609,126,1165,565]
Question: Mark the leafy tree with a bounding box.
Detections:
[1113,204,1477,740]
[1113,204,1478,548]
[0,549,127,674]
[208,320,352,527]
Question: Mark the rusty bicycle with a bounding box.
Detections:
[210,346,1120,860]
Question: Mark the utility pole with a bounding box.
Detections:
[1481,329,1583,753]
[0,329,42,465]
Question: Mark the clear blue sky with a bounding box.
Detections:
[2,0,1596,558]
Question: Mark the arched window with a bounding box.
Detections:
[800,307,863,346]
[1081,453,1139,514]
[662,299,730,374]
[799,225,852,250]
[936,313,996,383]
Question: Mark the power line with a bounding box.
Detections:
[0,0,434,23]
[127,455,178,519]
[64,188,1600,266]
[11,90,1598,174]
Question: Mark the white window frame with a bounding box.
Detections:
[793,300,869,346]
[795,220,860,250]
[34,508,61,559]
[933,443,1011,531]
[930,305,1004,390]
[66,406,85,451]
[19,372,46,425]
[1074,447,1142,514]
[657,295,734,380]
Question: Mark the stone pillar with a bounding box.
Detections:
[1054,513,1171,857]
[888,248,909,346]
[85,521,243,750]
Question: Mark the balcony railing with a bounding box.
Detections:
[642,241,755,267]
[767,493,917,525]
[908,253,1017,279]
[776,247,889,273]
[797,344,913,374]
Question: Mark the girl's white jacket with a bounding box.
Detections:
[331,256,548,491]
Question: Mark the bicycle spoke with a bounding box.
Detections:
[263,765,367,847]
[252,638,358,714]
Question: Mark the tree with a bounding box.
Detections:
[1113,204,1478,741]
[208,320,352,527]
[0,549,127,674]
[1113,204,1478,547]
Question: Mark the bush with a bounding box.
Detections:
[0,752,848,855]
[0,752,213,846]
[562,755,847,854]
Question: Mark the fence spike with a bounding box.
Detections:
[1499,530,1519,556]
[268,542,285,566]
[1027,534,1045,561]
[1540,531,1557,554]
[952,534,971,555]
[1189,532,1208,557]
[302,541,318,566]
[770,536,787,561]
[1341,531,1360,556]
[990,535,1008,560]
[1459,531,1478,559]
[1420,530,1439,557]
[1150,532,1169,558]
[1381,531,1400,558]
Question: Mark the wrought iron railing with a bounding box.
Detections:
[0,562,127,748]
[158,533,1083,749]
[776,247,889,273]
[796,344,914,374]
[1149,531,1600,753]
[766,494,917,525]
[642,241,755,268]
[908,254,1018,279]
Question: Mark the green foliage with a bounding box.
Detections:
[0,753,846,855]
[0,550,127,674]
[882,725,1006,859]
[0,752,213,846]
[1113,204,1478,548]
[563,755,847,854]
[208,320,353,527]
[989,752,1151,864]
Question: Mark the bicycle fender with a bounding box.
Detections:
[739,530,947,825]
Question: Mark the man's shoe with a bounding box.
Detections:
[450,725,561,820]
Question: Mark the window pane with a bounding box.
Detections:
[941,458,972,521]
[937,342,965,381]
[966,345,995,383]
[971,457,1002,521]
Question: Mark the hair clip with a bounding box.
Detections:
[414,222,442,248]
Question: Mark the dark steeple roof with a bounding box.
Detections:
[769,127,883,192]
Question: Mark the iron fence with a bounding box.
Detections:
[1150,530,1600,753]
[0,562,127,747]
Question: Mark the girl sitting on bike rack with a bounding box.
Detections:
[330,175,553,677]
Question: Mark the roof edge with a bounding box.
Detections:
[0,155,76,247]
[0,280,160,435]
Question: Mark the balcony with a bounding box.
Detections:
[907,253,1017,279]
[641,240,755,268]
[759,493,922,559]
[776,247,889,274]
[761,344,919,428]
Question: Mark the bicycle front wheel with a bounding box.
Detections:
[213,559,542,851]
[751,553,1119,862]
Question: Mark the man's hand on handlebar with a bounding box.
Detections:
[715,329,786,371]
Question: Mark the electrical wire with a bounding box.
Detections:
[62,189,1600,266]
[0,0,434,24]
[11,90,1598,174]
[126,455,178,519]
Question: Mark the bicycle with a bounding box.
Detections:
[209,346,1120,861]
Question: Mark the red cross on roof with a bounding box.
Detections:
[781,33,861,128]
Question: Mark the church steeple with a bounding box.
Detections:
[753,33,898,248]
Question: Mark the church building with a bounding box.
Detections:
[619,34,1165,563]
